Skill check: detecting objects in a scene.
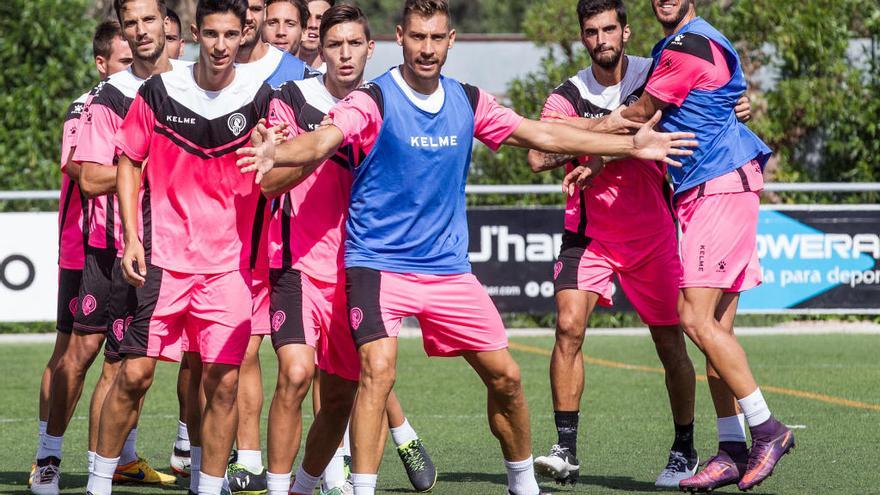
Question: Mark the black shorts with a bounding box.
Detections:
[103,258,138,363]
[269,268,310,350]
[56,269,83,334]
[73,247,117,334]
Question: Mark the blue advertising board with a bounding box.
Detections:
[467,206,880,314]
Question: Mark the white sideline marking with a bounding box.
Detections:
[1,323,879,344]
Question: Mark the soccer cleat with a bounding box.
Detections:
[655,450,698,488]
[737,426,795,491]
[28,461,37,488]
[113,457,176,484]
[30,457,60,495]
[227,462,268,495]
[170,445,192,478]
[508,491,554,495]
[321,481,354,495]
[534,445,579,485]
[397,438,437,492]
[679,449,746,493]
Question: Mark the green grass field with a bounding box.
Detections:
[1,333,879,494]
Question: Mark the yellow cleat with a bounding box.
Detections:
[113,457,176,485]
[27,462,36,488]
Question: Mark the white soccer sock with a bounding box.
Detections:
[390,418,419,447]
[86,454,119,495]
[37,433,63,460]
[738,388,772,428]
[322,448,347,489]
[505,456,540,495]
[198,472,225,495]
[351,473,377,495]
[35,421,48,459]
[176,420,191,451]
[120,428,139,465]
[266,471,292,495]
[236,449,264,473]
[88,451,96,474]
[717,414,747,443]
[291,465,321,494]
[190,446,202,493]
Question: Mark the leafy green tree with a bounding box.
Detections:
[0,0,95,208]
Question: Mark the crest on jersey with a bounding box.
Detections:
[227,113,247,136]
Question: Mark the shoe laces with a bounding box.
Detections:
[548,444,571,459]
[37,464,59,483]
[662,450,689,474]
[400,440,427,472]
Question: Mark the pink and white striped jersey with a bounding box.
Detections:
[58,92,90,269]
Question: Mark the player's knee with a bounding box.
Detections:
[360,354,396,390]
[555,313,586,350]
[117,362,154,395]
[487,365,523,403]
[278,362,314,393]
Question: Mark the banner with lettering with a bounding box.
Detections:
[466,206,880,314]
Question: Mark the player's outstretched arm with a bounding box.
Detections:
[237,121,344,184]
[506,111,697,165]
[79,161,118,198]
[117,154,146,288]
[260,163,322,198]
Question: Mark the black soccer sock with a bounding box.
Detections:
[672,421,696,457]
[554,411,579,457]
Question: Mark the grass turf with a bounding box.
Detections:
[1,333,878,494]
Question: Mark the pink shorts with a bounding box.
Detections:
[554,228,681,326]
[268,268,359,381]
[121,265,253,365]
[251,268,271,336]
[677,191,762,292]
[345,268,508,357]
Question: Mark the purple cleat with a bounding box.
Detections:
[678,448,746,493]
[738,421,795,491]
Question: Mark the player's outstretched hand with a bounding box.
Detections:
[561,156,605,195]
[600,106,642,135]
[237,119,277,184]
[632,111,697,166]
[122,240,147,288]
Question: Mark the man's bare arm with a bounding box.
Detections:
[117,154,146,287]
[260,163,321,198]
[526,149,579,173]
[237,123,345,184]
[619,93,670,124]
[79,161,118,197]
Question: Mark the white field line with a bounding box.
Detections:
[2,323,879,344]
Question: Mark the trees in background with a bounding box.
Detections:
[0,0,93,207]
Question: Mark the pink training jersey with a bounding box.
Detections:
[114,64,272,274]
[267,77,354,281]
[544,56,675,243]
[74,69,145,253]
[58,93,90,269]
[645,36,732,107]
[330,68,521,161]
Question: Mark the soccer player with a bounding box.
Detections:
[32,1,180,493]
[263,0,307,55]
[527,0,701,487]
[165,7,186,59]
[85,1,276,494]
[28,20,133,495]
[259,6,434,494]
[236,1,696,493]
[566,0,791,491]
[295,0,333,72]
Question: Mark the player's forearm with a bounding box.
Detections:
[260,163,321,198]
[510,120,635,158]
[116,157,142,243]
[274,126,344,168]
[79,162,118,197]
[620,93,667,124]
[527,149,577,173]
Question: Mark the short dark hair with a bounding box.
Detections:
[165,6,181,31]
[196,0,248,28]
[266,0,308,27]
[114,0,168,24]
[307,0,335,5]
[320,4,371,44]
[401,0,451,27]
[93,20,124,59]
[577,0,627,30]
